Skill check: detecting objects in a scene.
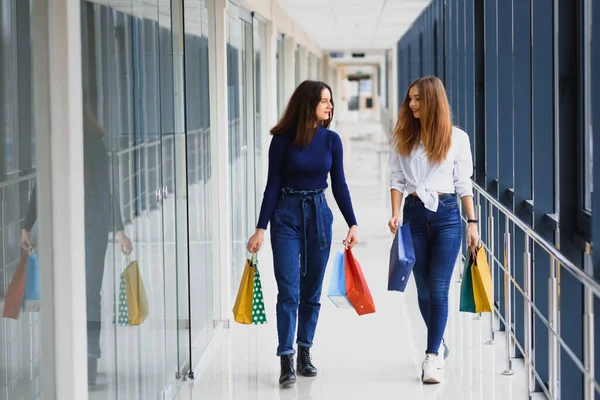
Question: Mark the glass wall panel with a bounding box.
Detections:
[227,4,258,300]
[276,34,285,118]
[183,0,217,367]
[227,4,250,297]
[0,1,40,399]
[295,44,301,85]
[253,18,267,210]
[79,0,182,396]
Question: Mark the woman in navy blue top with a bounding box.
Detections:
[246,80,358,386]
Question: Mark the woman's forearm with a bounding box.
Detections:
[391,189,403,217]
[460,195,476,220]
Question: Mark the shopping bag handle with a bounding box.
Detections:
[249,252,258,268]
[125,254,136,266]
[468,245,481,263]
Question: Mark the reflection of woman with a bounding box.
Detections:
[388,77,479,384]
[246,81,358,386]
[21,106,133,387]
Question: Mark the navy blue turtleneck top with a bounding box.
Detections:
[256,125,357,230]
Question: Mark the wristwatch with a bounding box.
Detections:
[467,219,479,224]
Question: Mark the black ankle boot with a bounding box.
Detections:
[279,354,296,386]
[88,357,98,387]
[297,345,317,377]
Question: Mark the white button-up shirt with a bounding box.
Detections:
[389,126,474,212]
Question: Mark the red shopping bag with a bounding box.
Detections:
[344,248,376,316]
[3,251,28,319]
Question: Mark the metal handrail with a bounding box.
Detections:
[469,183,599,400]
[472,181,600,297]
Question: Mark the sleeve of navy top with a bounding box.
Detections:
[256,135,284,229]
[22,185,37,231]
[329,132,358,227]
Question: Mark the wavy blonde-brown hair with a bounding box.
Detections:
[392,76,453,165]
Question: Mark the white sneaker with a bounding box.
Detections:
[421,355,442,384]
[435,339,450,369]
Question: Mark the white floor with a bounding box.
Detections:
[175,119,530,400]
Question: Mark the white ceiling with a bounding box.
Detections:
[276,0,431,52]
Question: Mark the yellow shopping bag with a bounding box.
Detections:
[123,260,149,326]
[471,246,493,313]
[232,257,255,324]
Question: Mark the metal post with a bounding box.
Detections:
[548,256,560,399]
[485,201,495,343]
[524,236,534,397]
[583,243,595,400]
[502,218,515,375]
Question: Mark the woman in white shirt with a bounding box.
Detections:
[388,76,479,384]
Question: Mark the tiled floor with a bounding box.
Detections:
[175,119,529,400]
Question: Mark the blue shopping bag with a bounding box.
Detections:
[24,252,40,301]
[388,224,416,292]
[327,251,352,308]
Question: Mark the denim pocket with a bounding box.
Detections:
[439,196,458,210]
[271,199,301,236]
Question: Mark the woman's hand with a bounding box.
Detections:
[388,214,400,235]
[466,222,479,248]
[117,231,134,255]
[21,229,33,252]
[343,225,358,249]
[247,229,265,253]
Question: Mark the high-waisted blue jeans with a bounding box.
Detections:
[403,194,462,356]
[270,188,334,356]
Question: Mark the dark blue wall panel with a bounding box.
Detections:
[512,0,532,356]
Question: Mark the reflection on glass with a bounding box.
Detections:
[22,105,133,388]
[1,1,39,399]
[80,0,177,397]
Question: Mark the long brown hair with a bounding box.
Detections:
[270,80,334,147]
[392,76,452,164]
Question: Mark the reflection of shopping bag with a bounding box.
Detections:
[388,224,416,292]
[344,248,376,316]
[232,254,267,325]
[472,246,493,313]
[117,259,148,326]
[327,251,352,308]
[3,251,28,319]
[24,252,40,301]
[459,254,477,313]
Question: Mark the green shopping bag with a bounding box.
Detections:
[232,253,267,325]
[459,253,477,313]
[117,272,130,326]
[251,265,267,325]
